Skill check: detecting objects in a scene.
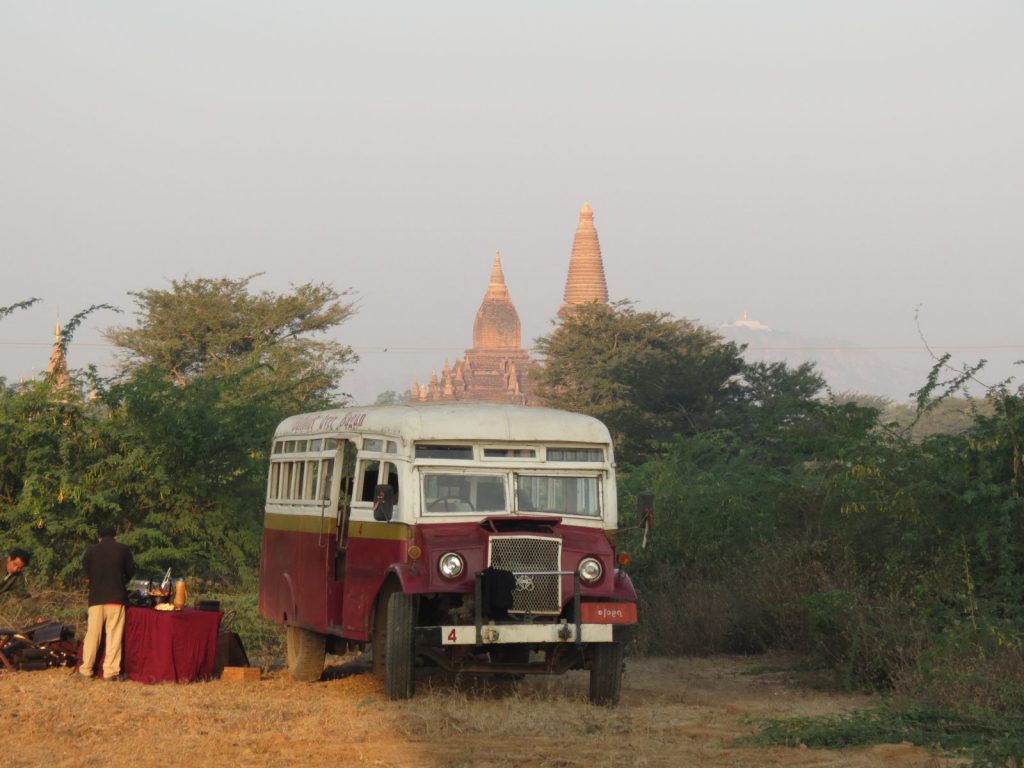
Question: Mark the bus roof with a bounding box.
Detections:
[274,403,613,446]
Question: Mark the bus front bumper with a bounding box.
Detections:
[415,622,623,646]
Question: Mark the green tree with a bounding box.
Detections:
[0,280,360,587]
[95,276,360,583]
[97,366,279,582]
[0,297,41,323]
[0,305,124,584]
[374,389,411,405]
[104,275,357,407]
[535,301,746,463]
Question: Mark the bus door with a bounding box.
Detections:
[334,440,357,569]
[339,453,402,638]
[326,440,356,631]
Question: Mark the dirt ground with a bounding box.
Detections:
[0,653,950,768]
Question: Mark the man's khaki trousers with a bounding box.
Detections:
[79,604,126,679]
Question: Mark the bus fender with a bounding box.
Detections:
[367,565,419,631]
[385,563,422,595]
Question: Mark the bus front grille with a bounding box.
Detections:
[488,535,562,616]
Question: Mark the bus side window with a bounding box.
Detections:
[358,459,381,502]
[333,441,358,558]
[320,459,334,500]
[282,463,293,500]
[306,460,319,500]
[339,442,356,504]
[383,462,399,502]
[268,463,280,499]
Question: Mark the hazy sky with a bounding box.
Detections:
[2,1,1021,404]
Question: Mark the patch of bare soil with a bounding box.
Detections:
[0,654,949,767]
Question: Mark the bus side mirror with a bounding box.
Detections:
[373,484,395,522]
[637,491,654,534]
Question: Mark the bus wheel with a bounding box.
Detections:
[371,584,399,678]
[588,642,623,705]
[286,626,326,682]
[383,592,417,700]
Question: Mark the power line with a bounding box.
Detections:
[0,341,115,348]
[0,340,1022,354]
[747,345,1024,353]
[0,341,466,353]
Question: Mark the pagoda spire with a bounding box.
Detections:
[560,202,609,316]
[413,249,541,405]
[473,250,521,349]
[46,319,70,389]
[485,251,510,300]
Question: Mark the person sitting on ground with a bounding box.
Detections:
[0,548,43,626]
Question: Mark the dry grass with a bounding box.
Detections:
[0,654,950,767]
[0,587,89,630]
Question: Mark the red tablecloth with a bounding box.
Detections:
[123,606,222,684]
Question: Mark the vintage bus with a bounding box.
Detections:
[258,403,643,704]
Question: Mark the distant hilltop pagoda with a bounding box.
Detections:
[412,203,610,405]
[720,312,771,332]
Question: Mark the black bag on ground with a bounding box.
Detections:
[0,622,78,671]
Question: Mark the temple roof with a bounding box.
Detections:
[560,202,609,314]
[472,251,521,349]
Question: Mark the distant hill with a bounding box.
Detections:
[718,314,928,402]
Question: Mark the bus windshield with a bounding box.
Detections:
[420,471,602,518]
[423,473,507,513]
[516,475,601,517]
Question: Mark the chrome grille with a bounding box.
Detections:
[488,535,562,615]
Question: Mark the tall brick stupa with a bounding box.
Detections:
[559,202,609,316]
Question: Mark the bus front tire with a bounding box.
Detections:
[286,626,326,682]
[383,592,417,700]
[588,642,623,705]
[372,584,400,678]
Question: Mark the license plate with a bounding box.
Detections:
[581,602,637,624]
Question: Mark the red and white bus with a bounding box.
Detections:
[258,403,643,704]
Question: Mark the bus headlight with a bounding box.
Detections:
[579,557,603,583]
[438,552,465,579]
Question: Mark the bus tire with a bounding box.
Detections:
[372,583,399,678]
[383,592,417,700]
[588,642,623,705]
[286,625,326,682]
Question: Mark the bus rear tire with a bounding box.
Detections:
[383,592,417,700]
[286,626,326,682]
[588,642,623,705]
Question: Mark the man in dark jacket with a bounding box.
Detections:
[78,528,135,681]
[0,547,42,625]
